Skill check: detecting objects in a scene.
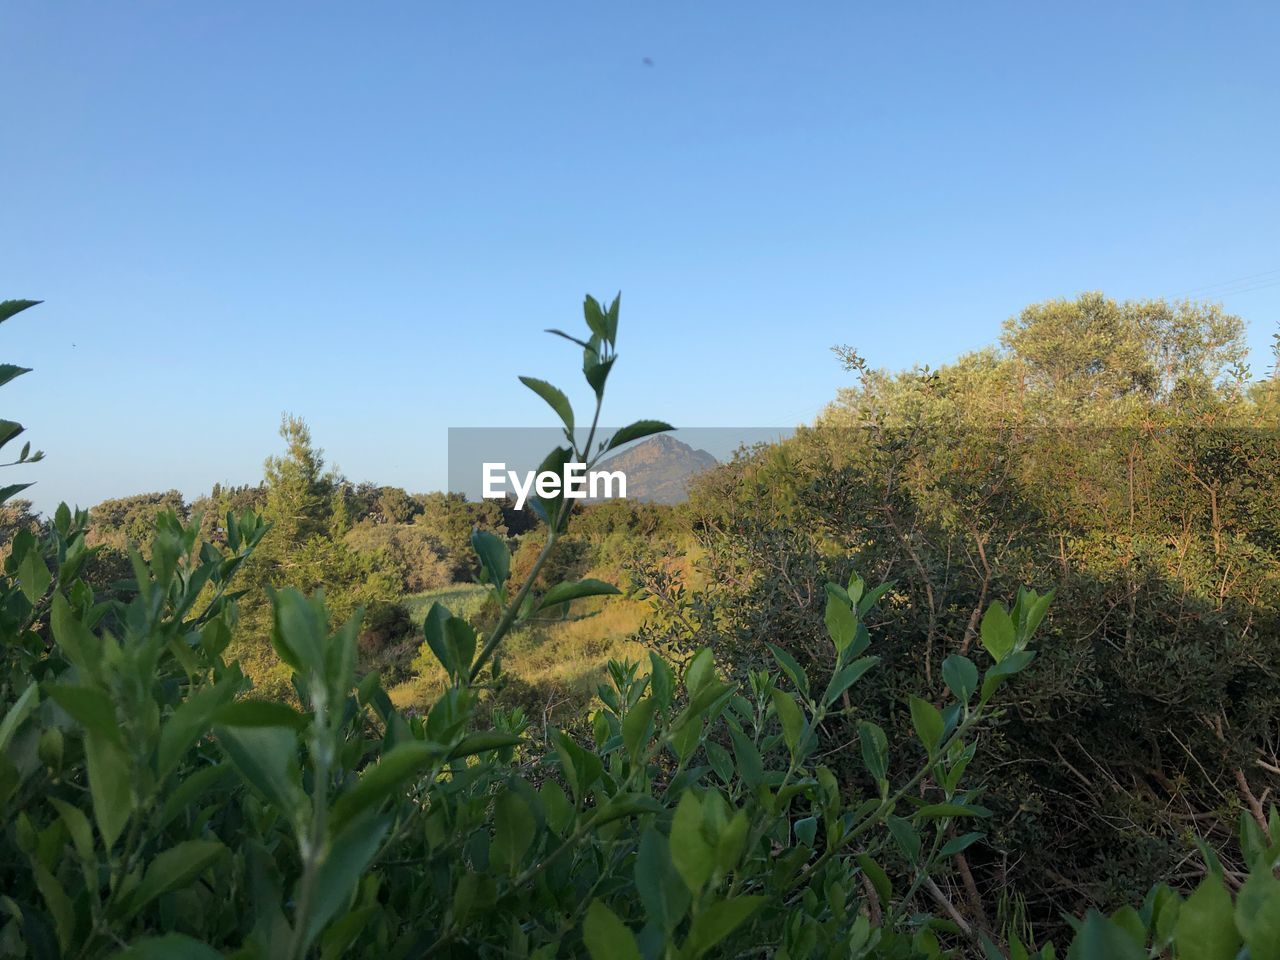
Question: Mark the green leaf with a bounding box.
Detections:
[0,299,41,324]
[0,481,33,505]
[157,681,237,777]
[856,854,893,909]
[423,602,454,675]
[444,616,476,676]
[583,899,642,960]
[823,656,879,707]
[857,581,893,616]
[0,419,25,451]
[536,578,620,612]
[1019,588,1054,640]
[794,816,817,847]
[1176,873,1241,960]
[85,731,132,850]
[127,840,227,918]
[622,696,658,759]
[684,896,767,958]
[1235,868,1280,960]
[635,827,689,934]
[604,292,620,343]
[16,549,50,604]
[301,814,393,950]
[980,603,1016,663]
[545,327,592,349]
[649,652,674,709]
[518,376,575,435]
[531,444,573,526]
[213,699,308,730]
[1069,911,1146,959]
[685,647,717,700]
[591,792,663,826]
[767,643,809,699]
[0,683,38,753]
[670,792,714,894]
[942,654,979,702]
[47,684,122,747]
[449,730,524,759]
[584,355,615,398]
[981,650,1037,699]
[825,593,858,653]
[270,586,327,676]
[909,696,944,755]
[583,294,608,339]
[215,724,304,822]
[471,528,511,587]
[859,721,888,783]
[50,593,102,677]
[604,420,674,452]
[492,791,536,874]
[0,363,31,388]
[331,741,445,830]
[770,689,805,756]
[940,831,984,856]
[117,935,223,960]
[729,726,764,787]
[886,815,921,862]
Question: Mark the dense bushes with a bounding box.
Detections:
[669,294,1280,936]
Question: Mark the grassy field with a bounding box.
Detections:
[387,583,653,713]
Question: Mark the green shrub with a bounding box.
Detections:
[358,600,413,656]
[673,295,1280,935]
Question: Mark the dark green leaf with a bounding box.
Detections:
[604,420,674,452]
[767,643,809,698]
[980,603,1015,663]
[770,689,804,756]
[492,791,536,874]
[536,578,620,612]
[670,792,714,894]
[1175,874,1240,960]
[331,741,444,830]
[859,721,888,783]
[823,656,878,707]
[215,724,304,821]
[684,896,767,959]
[127,840,227,918]
[0,363,31,388]
[518,376,575,434]
[117,935,223,960]
[0,299,41,324]
[940,831,985,857]
[302,814,393,949]
[84,732,132,850]
[448,730,524,759]
[908,696,944,755]
[583,900,641,960]
[213,699,308,730]
[471,528,511,587]
[825,594,857,653]
[942,655,979,702]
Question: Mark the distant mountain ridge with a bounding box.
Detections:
[595,434,718,504]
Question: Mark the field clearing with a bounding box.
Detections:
[388,583,654,712]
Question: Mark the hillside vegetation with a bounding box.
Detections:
[1,293,1278,958]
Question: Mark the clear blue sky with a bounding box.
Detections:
[3,2,1278,514]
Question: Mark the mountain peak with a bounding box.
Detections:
[596,434,718,504]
